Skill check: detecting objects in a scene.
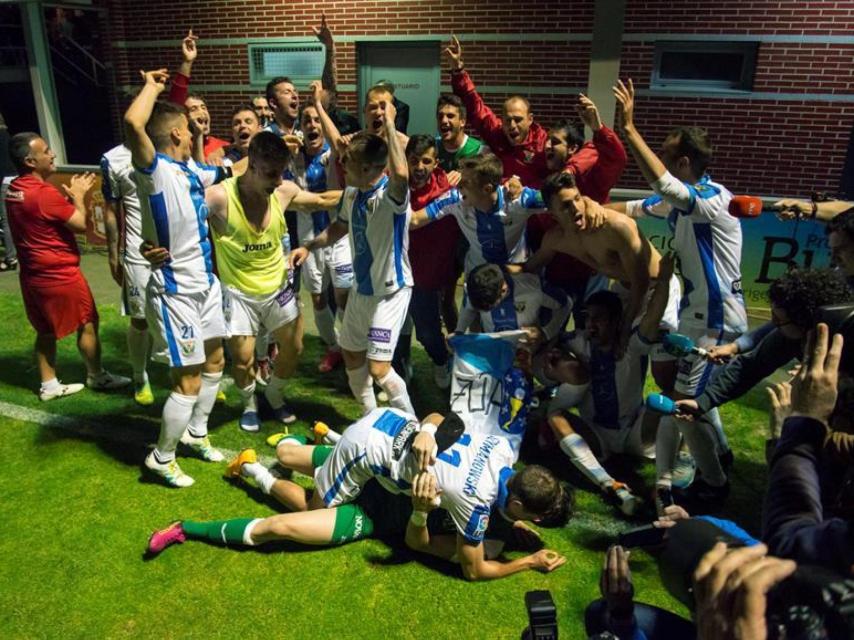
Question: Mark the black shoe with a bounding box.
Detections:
[674,478,730,511]
[0,258,17,272]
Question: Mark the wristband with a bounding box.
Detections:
[409,511,428,527]
[419,421,438,436]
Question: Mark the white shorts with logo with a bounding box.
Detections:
[612,274,682,363]
[338,287,412,361]
[222,281,300,337]
[589,410,646,459]
[674,324,736,397]
[147,279,226,368]
[301,237,354,295]
[121,260,153,320]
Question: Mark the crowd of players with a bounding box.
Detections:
[3,18,854,638]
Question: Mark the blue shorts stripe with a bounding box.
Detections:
[322,452,367,506]
[160,299,182,367]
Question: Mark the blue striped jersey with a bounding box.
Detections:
[291,143,336,244]
[101,145,148,266]
[475,272,571,341]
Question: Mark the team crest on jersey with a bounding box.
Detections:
[522,150,535,163]
[179,339,196,357]
[514,302,526,313]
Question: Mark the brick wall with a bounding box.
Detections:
[103,0,854,197]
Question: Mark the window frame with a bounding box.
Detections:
[650,41,759,93]
[247,41,327,88]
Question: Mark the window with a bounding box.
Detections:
[651,41,758,92]
[248,43,325,87]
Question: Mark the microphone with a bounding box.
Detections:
[646,393,677,415]
[662,333,708,359]
[728,195,765,218]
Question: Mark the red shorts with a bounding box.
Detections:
[21,272,98,339]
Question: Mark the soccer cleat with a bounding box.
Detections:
[87,370,132,391]
[655,485,675,517]
[606,482,640,517]
[144,452,194,488]
[672,451,697,490]
[318,348,343,373]
[39,382,84,401]
[266,432,307,448]
[134,381,155,406]
[674,478,730,510]
[216,388,227,403]
[239,410,261,433]
[180,432,225,462]
[225,448,257,478]
[313,421,341,444]
[433,362,451,390]
[147,521,186,556]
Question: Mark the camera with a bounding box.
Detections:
[816,302,854,374]
[521,590,558,640]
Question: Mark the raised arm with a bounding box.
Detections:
[313,14,338,95]
[168,30,197,106]
[124,69,168,169]
[309,80,344,158]
[445,36,504,147]
[381,101,408,203]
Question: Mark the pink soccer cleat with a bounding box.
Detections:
[147,521,187,556]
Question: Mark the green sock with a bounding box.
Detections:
[182,518,255,546]
[277,433,309,446]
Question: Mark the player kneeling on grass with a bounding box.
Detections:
[206,131,342,431]
[532,255,676,517]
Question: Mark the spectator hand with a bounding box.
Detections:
[181,29,198,63]
[62,172,96,202]
[312,13,334,47]
[600,545,635,620]
[693,543,797,640]
[766,381,792,439]
[444,35,463,71]
[612,79,636,131]
[706,342,739,365]
[674,399,701,421]
[790,322,843,424]
[773,199,811,221]
[577,93,603,132]
[653,504,691,530]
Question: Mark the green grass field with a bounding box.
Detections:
[0,254,778,639]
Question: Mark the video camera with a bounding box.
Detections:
[520,590,558,640]
[621,519,854,640]
[816,302,854,375]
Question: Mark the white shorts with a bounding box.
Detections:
[147,279,226,368]
[612,274,682,363]
[301,237,354,295]
[121,261,152,320]
[589,409,646,458]
[339,287,412,361]
[674,325,736,397]
[222,282,300,337]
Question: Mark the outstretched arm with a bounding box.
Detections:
[314,14,338,95]
[124,69,169,169]
[279,180,343,213]
[309,80,344,158]
[382,101,408,203]
[445,35,504,147]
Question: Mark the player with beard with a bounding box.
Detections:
[222,104,261,164]
[435,94,485,172]
[290,104,353,373]
[251,96,272,128]
[184,94,229,163]
[264,76,301,139]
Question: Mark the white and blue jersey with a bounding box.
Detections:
[474,272,571,341]
[559,331,653,431]
[336,177,412,297]
[425,187,544,274]
[134,153,224,295]
[101,145,147,266]
[630,174,747,335]
[316,407,515,543]
[290,143,338,245]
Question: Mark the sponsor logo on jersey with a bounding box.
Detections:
[242,241,274,253]
[731,279,743,295]
[335,264,354,275]
[368,327,392,343]
[473,513,489,539]
[5,189,24,202]
[276,286,295,308]
[391,420,418,461]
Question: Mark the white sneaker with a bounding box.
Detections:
[144,452,195,488]
[672,451,697,490]
[39,382,84,401]
[608,482,640,517]
[87,370,132,391]
[433,363,451,390]
[180,432,225,462]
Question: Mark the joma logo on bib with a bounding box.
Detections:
[243,241,273,253]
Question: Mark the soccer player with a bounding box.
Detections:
[462,264,570,348]
[221,104,261,164]
[184,94,229,162]
[5,134,130,400]
[435,94,485,172]
[290,104,352,373]
[264,76,301,138]
[290,83,414,415]
[207,131,341,431]
[612,78,747,504]
[124,69,234,487]
[534,255,675,516]
[250,96,273,128]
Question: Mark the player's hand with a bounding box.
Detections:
[382,99,397,128]
[411,430,437,471]
[577,93,603,131]
[653,504,691,530]
[520,325,544,350]
[529,549,566,573]
[140,241,170,268]
[612,78,636,131]
[410,471,441,512]
[511,520,544,551]
[283,134,303,156]
[790,322,842,424]
[139,68,169,93]
[312,12,333,47]
[181,29,198,63]
[288,246,309,268]
[674,399,701,421]
[204,152,224,167]
[503,175,523,202]
[577,197,606,231]
[773,199,811,221]
[693,543,796,640]
[63,172,96,202]
[766,381,792,439]
[446,170,462,187]
[309,80,324,108]
[600,545,635,620]
[445,35,463,71]
[108,253,123,287]
[706,342,739,365]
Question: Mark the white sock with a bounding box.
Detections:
[655,416,681,488]
[127,325,150,384]
[377,368,414,414]
[559,434,613,490]
[708,407,730,453]
[315,305,337,347]
[242,461,277,494]
[40,377,60,392]
[239,381,257,413]
[264,373,286,409]
[679,417,727,486]
[243,518,263,545]
[346,364,377,414]
[155,391,197,461]
[187,371,222,438]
